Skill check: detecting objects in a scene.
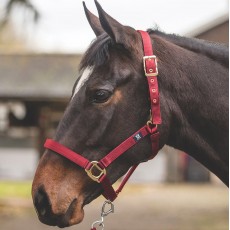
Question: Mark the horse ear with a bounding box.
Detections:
[83,1,104,37]
[95,0,137,48]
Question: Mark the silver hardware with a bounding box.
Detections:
[91,200,115,230]
[91,219,105,230]
[101,200,114,217]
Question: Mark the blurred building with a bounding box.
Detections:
[187,14,228,43]
[0,54,80,179]
[0,15,228,181]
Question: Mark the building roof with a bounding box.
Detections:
[186,13,229,38]
[1,13,228,102]
[0,54,81,101]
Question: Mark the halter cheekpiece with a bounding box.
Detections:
[44,30,162,202]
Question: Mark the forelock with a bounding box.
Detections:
[80,33,132,70]
[80,33,113,69]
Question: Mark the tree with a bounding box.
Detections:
[0,0,40,52]
[1,0,40,27]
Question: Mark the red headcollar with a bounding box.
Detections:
[44,30,161,202]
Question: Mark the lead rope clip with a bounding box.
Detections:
[91,200,115,230]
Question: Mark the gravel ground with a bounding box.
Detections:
[0,183,228,230]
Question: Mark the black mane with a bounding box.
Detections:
[80,29,229,70]
[149,29,229,68]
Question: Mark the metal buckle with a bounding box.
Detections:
[143,55,158,77]
[85,161,106,183]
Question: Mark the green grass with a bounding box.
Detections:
[0,181,32,198]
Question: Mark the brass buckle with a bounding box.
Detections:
[85,161,106,183]
[143,55,158,77]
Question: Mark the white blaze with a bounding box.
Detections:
[72,66,94,99]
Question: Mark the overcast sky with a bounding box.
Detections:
[2,0,228,53]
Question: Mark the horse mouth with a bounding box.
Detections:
[34,187,104,228]
[34,191,85,228]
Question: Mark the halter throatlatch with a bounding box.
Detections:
[44,30,162,203]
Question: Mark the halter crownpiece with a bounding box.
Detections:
[138,30,162,125]
[44,30,161,202]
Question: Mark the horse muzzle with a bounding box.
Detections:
[32,184,84,228]
[31,150,87,227]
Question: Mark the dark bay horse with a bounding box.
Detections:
[32,1,229,228]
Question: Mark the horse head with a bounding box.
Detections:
[32,0,229,227]
[32,1,168,227]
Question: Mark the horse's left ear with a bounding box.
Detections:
[83,2,104,37]
[95,0,138,49]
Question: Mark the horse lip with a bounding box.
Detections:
[37,214,57,226]
[37,210,66,227]
[46,192,99,227]
[56,217,71,228]
[54,198,78,228]
[58,197,86,227]
[37,198,84,227]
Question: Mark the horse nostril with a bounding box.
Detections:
[34,186,51,217]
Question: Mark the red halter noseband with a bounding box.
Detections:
[44,30,161,202]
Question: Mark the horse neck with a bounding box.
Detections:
[154,35,229,185]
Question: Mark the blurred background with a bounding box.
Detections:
[0,0,228,230]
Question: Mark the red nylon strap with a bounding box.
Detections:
[44,125,156,201]
[115,164,138,194]
[100,164,139,201]
[99,174,117,201]
[138,30,162,125]
[100,163,139,201]
[44,139,90,169]
[44,139,117,201]
[150,131,160,159]
[43,31,161,202]
[99,125,153,168]
[138,30,154,56]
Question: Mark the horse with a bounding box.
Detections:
[32,1,229,228]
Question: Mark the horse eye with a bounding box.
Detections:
[91,89,112,103]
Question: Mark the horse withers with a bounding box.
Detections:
[32,1,229,228]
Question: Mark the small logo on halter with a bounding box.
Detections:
[133,132,143,142]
